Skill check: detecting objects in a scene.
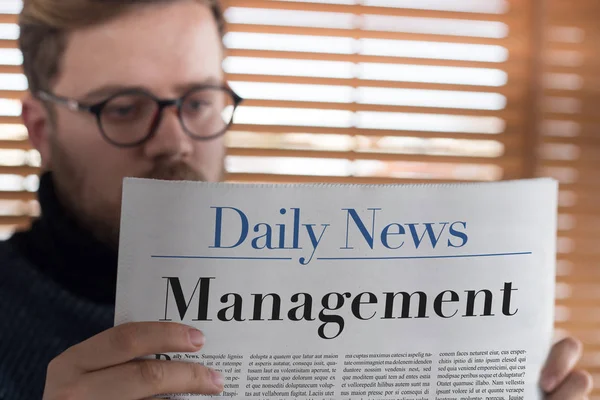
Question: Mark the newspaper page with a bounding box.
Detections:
[115,178,557,400]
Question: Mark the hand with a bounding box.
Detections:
[43,322,224,400]
[541,337,593,399]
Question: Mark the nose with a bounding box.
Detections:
[142,105,193,161]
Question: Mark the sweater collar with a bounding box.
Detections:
[10,171,118,305]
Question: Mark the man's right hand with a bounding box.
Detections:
[43,322,224,399]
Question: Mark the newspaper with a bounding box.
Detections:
[115,178,558,400]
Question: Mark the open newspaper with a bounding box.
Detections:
[115,178,558,400]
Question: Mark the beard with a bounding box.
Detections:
[144,159,207,181]
[50,138,222,250]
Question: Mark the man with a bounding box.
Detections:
[0,0,592,398]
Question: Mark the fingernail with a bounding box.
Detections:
[211,369,225,387]
[189,329,205,347]
[542,375,556,392]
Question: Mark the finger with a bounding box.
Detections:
[541,337,583,392]
[547,370,593,400]
[79,360,224,400]
[60,322,205,372]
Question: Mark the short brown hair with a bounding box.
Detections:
[18,0,226,95]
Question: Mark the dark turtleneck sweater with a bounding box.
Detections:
[0,172,116,399]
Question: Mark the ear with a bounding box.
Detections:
[21,93,53,170]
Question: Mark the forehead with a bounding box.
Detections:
[55,1,223,97]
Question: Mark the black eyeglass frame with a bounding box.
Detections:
[36,85,244,148]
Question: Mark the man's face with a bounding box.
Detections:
[33,1,226,247]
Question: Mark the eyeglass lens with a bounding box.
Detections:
[99,88,236,145]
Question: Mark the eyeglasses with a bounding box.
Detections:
[37,85,244,147]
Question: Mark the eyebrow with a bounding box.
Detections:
[80,77,224,102]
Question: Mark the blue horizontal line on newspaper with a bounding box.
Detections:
[150,252,532,261]
[151,255,293,260]
[317,252,533,261]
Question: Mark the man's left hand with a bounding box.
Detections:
[541,337,593,399]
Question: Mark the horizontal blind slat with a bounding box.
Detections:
[240,99,522,119]
[230,124,521,144]
[227,147,518,165]
[223,0,519,23]
[0,165,38,175]
[225,49,525,71]
[0,191,36,201]
[226,74,522,97]
[0,140,29,150]
[0,216,30,226]
[0,90,25,100]
[0,39,18,49]
[226,24,526,49]
[225,173,492,184]
[0,66,22,75]
[0,116,24,124]
[0,14,17,24]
